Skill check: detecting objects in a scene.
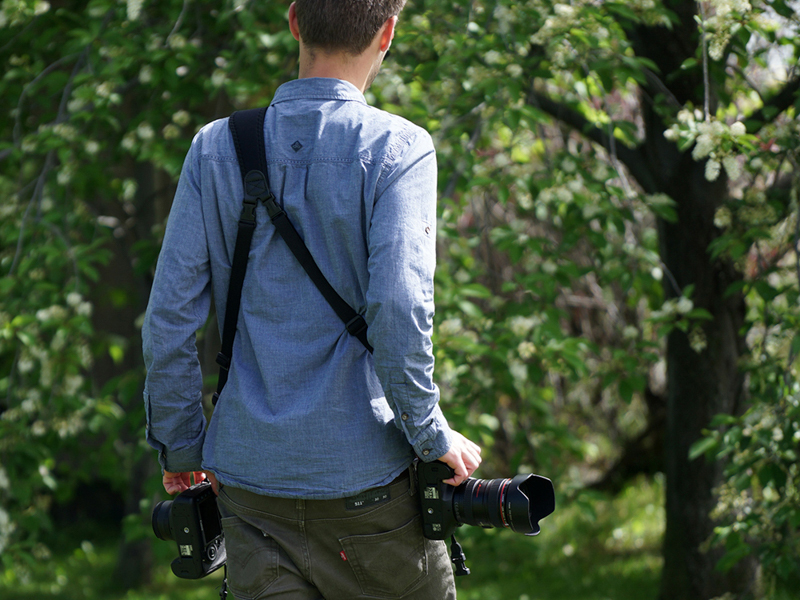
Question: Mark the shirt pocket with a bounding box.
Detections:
[220,515,280,600]
[339,514,428,598]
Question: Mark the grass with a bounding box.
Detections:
[2,476,665,600]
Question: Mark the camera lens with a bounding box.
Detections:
[452,474,555,535]
[452,477,510,530]
[152,500,174,541]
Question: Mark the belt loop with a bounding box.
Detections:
[409,461,418,495]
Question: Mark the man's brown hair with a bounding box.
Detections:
[294,0,407,56]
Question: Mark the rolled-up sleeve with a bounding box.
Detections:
[142,139,211,472]
[365,129,452,462]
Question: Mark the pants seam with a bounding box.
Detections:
[297,499,314,587]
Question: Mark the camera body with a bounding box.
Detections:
[151,481,226,579]
[417,460,555,540]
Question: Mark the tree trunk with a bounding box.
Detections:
[656,159,754,599]
[627,3,757,595]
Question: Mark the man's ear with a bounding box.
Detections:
[288,2,301,42]
[379,15,397,53]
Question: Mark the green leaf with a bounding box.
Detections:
[687,308,713,321]
[754,281,780,302]
[715,539,752,573]
[689,435,718,460]
[606,2,641,22]
[459,283,492,299]
[457,300,485,319]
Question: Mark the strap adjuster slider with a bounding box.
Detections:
[346,315,368,336]
[216,352,231,370]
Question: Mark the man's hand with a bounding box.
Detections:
[162,470,220,495]
[437,431,482,486]
[162,471,206,495]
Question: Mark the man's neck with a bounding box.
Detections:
[297,46,380,93]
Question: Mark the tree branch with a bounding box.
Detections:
[526,87,658,193]
[9,150,55,276]
[745,77,800,134]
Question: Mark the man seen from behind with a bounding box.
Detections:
[142,1,482,598]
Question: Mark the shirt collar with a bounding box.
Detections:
[271,77,368,106]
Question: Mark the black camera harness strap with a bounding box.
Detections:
[213,106,373,407]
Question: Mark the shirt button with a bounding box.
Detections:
[401,413,409,421]
[422,449,430,456]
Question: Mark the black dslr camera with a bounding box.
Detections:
[151,481,226,579]
[417,460,555,540]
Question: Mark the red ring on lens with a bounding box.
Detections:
[499,479,511,528]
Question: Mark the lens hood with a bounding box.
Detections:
[505,474,555,536]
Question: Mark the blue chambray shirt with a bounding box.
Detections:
[142,78,453,499]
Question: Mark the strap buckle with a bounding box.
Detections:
[239,198,257,225]
[264,195,283,220]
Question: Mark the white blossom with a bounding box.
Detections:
[168,34,187,49]
[509,316,537,337]
[689,327,708,353]
[139,65,153,84]
[57,164,74,186]
[714,206,732,228]
[126,0,143,21]
[136,122,155,140]
[172,110,191,126]
[0,507,14,555]
[96,82,113,98]
[122,179,137,201]
[121,133,136,151]
[484,50,503,65]
[438,318,463,337]
[518,341,536,359]
[163,124,180,140]
[506,63,523,78]
[66,292,83,308]
[676,297,694,314]
[705,158,721,181]
[554,4,576,18]
[722,155,741,180]
[63,374,84,396]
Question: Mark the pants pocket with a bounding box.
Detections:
[339,515,428,598]
[220,515,280,600]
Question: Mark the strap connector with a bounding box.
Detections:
[244,170,270,201]
[345,314,368,336]
[216,352,231,370]
[264,195,284,220]
[239,198,257,225]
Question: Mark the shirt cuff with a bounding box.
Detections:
[145,397,206,473]
[159,443,205,473]
[404,403,453,462]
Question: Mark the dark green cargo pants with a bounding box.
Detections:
[217,469,457,600]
